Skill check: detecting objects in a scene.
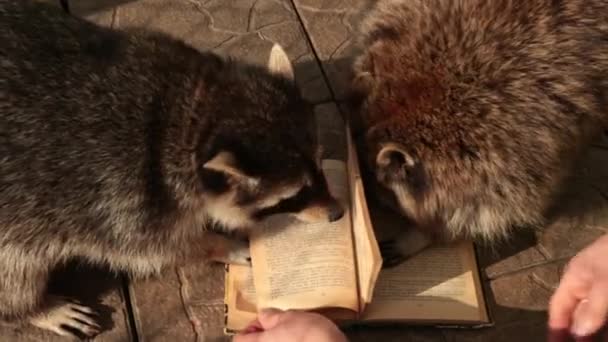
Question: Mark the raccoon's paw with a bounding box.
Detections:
[380,229,432,268]
[379,239,410,268]
[30,296,100,338]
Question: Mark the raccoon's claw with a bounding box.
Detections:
[30,295,101,338]
[380,239,409,268]
[379,229,433,269]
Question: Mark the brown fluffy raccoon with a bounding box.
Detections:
[0,0,343,337]
[350,0,608,266]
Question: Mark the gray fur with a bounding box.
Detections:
[1,0,340,335]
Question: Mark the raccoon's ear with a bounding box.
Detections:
[376,143,416,171]
[353,71,374,92]
[203,151,259,188]
[268,44,295,81]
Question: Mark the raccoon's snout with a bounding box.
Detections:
[328,201,344,222]
[293,197,344,223]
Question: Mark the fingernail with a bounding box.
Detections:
[243,325,262,334]
[571,318,594,337]
[570,299,598,337]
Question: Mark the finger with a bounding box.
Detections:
[549,288,582,330]
[242,319,263,334]
[549,267,589,329]
[571,282,608,337]
[256,308,285,329]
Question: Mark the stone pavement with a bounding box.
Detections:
[5,0,608,341]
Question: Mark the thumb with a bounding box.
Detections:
[256,308,286,329]
[232,309,285,342]
[570,281,608,337]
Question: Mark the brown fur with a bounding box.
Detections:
[0,0,343,336]
[350,0,608,264]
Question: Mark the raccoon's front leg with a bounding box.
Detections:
[380,228,433,268]
[0,254,100,338]
[182,231,251,266]
[207,235,251,265]
[30,296,100,337]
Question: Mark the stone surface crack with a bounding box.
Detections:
[110,6,119,28]
[190,299,224,306]
[272,0,296,15]
[531,273,558,292]
[246,0,259,32]
[189,3,247,35]
[294,3,350,14]
[212,35,238,50]
[288,0,339,102]
[256,19,292,31]
[328,35,351,61]
[176,267,204,342]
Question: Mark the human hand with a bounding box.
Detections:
[548,234,608,339]
[232,308,348,342]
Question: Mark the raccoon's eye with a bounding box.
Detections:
[253,184,312,220]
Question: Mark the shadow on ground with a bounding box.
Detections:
[59,0,137,16]
[47,260,124,338]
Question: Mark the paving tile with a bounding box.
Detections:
[40,0,121,27]
[538,139,608,272]
[0,263,132,342]
[315,102,347,161]
[67,0,123,26]
[443,274,552,342]
[114,0,331,103]
[292,0,375,100]
[478,230,543,279]
[128,262,228,342]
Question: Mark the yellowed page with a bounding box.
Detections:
[345,123,383,312]
[224,265,258,332]
[362,241,489,324]
[249,159,359,312]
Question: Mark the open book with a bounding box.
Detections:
[223,125,491,333]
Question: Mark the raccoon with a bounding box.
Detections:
[350,0,608,266]
[1,0,343,337]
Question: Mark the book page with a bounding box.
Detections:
[224,263,358,333]
[249,159,359,312]
[224,265,258,332]
[345,123,383,312]
[362,236,489,324]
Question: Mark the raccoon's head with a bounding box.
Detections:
[351,46,480,228]
[197,45,344,232]
[349,45,445,223]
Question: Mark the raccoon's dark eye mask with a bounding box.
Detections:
[253,185,314,220]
